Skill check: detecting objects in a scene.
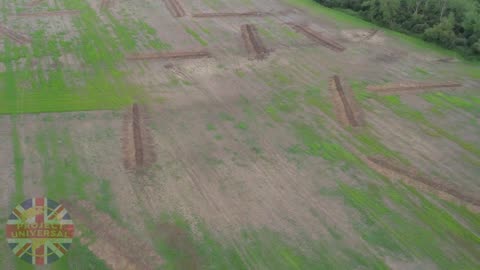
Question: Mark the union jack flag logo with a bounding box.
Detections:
[5,198,74,265]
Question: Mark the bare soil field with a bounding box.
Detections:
[63,200,163,270]
[100,0,113,10]
[1,0,479,269]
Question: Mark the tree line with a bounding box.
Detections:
[314,0,480,58]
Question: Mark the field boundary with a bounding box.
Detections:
[12,10,80,17]
[192,11,271,18]
[367,81,462,94]
[126,50,211,61]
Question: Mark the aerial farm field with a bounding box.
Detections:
[0,0,479,269]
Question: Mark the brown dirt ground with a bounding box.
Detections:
[3,0,480,267]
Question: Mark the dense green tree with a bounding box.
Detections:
[313,0,480,58]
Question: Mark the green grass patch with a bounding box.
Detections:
[265,90,299,122]
[290,123,359,165]
[304,85,333,116]
[353,130,408,164]
[339,182,480,269]
[375,94,480,157]
[422,92,480,117]
[414,67,430,76]
[185,27,208,46]
[0,0,159,114]
[35,128,91,200]
[95,179,121,222]
[206,123,216,131]
[235,121,249,130]
[11,116,25,204]
[146,212,388,269]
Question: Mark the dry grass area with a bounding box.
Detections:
[0,0,479,269]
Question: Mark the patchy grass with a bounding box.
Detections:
[373,94,480,157]
[61,238,110,269]
[234,69,246,78]
[339,182,480,269]
[422,92,480,117]
[219,112,235,121]
[353,130,409,164]
[265,90,300,122]
[95,179,121,222]
[235,121,249,130]
[146,212,388,269]
[185,27,208,46]
[35,128,92,200]
[206,123,216,131]
[304,85,333,116]
[0,0,167,114]
[11,116,25,204]
[414,67,430,76]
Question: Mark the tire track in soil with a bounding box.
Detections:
[192,12,271,18]
[286,23,345,52]
[366,156,480,211]
[330,75,363,127]
[126,50,211,61]
[164,0,186,18]
[0,25,31,44]
[362,29,379,41]
[241,24,269,60]
[62,200,163,270]
[367,81,462,94]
